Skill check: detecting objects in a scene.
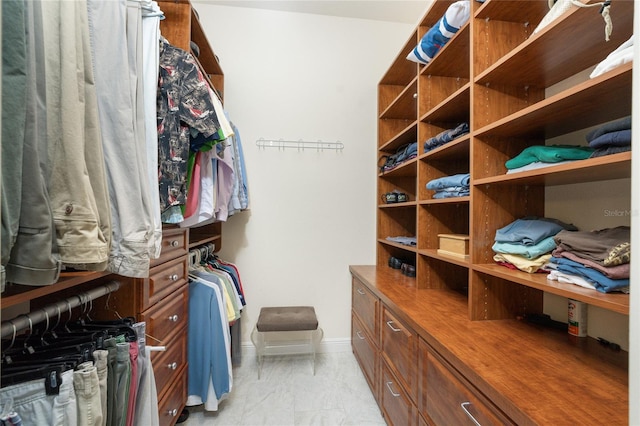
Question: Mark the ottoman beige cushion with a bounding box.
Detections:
[256,306,318,332]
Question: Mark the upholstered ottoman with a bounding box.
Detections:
[250,306,323,378]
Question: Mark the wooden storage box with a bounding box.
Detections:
[437,234,469,259]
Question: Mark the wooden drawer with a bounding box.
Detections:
[141,285,188,344]
[426,348,513,426]
[352,277,379,343]
[381,306,417,401]
[157,365,187,426]
[352,312,378,397]
[151,227,188,268]
[146,256,188,309]
[381,359,417,426]
[152,331,188,400]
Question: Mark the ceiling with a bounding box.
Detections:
[195,1,431,24]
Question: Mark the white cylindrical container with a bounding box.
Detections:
[568,299,588,337]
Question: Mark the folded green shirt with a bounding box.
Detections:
[505,145,594,169]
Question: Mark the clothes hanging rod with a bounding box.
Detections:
[256,138,344,151]
[1,280,121,339]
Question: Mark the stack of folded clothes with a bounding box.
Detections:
[505,145,594,174]
[548,226,630,293]
[423,123,469,153]
[492,217,578,273]
[586,115,631,158]
[426,173,469,199]
[380,142,418,172]
[385,236,417,246]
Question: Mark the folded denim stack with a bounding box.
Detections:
[548,226,630,293]
[423,122,469,153]
[492,217,577,273]
[379,142,418,173]
[586,115,631,158]
[426,173,470,199]
[385,236,417,246]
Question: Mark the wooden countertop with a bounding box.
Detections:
[350,265,628,425]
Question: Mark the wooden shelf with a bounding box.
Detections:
[2,271,114,309]
[418,196,470,205]
[474,0,549,23]
[418,248,470,268]
[380,30,418,86]
[380,78,418,120]
[379,157,417,178]
[475,151,631,186]
[419,136,469,161]
[380,122,417,153]
[419,23,470,79]
[417,0,457,28]
[475,63,632,139]
[475,0,634,89]
[419,83,470,123]
[377,239,418,254]
[379,201,417,209]
[473,263,629,315]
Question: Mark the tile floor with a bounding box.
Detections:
[180,351,386,426]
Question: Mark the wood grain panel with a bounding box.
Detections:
[382,307,417,401]
[349,265,628,425]
[381,360,418,426]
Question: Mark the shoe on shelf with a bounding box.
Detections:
[381,190,409,204]
[388,256,403,269]
[382,192,398,204]
[401,263,416,277]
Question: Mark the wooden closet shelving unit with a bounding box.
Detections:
[353,0,632,424]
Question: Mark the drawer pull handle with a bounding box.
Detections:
[386,320,401,332]
[169,274,179,281]
[460,402,482,426]
[167,362,178,370]
[385,381,400,397]
[356,331,365,340]
[356,288,365,295]
[170,240,179,247]
[167,408,178,417]
[168,315,179,322]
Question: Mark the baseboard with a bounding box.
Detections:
[241,337,351,358]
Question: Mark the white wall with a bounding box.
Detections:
[629,5,639,423]
[192,2,414,346]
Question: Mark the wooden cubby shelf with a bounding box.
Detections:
[368,1,632,423]
[473,263,630,315]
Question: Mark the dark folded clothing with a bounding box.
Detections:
[553,226,630,266]
[423,123,469,153]
[588,129,631,149]
[586,115,631,142]
[550,257,629,293]
[590,145,631,158]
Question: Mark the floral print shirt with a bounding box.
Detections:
[157,37,220,214]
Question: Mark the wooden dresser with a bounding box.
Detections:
[351,265,627,425]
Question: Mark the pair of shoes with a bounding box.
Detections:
[381,191,408,204]
[401,263,416,277]
[388,256,403,269]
